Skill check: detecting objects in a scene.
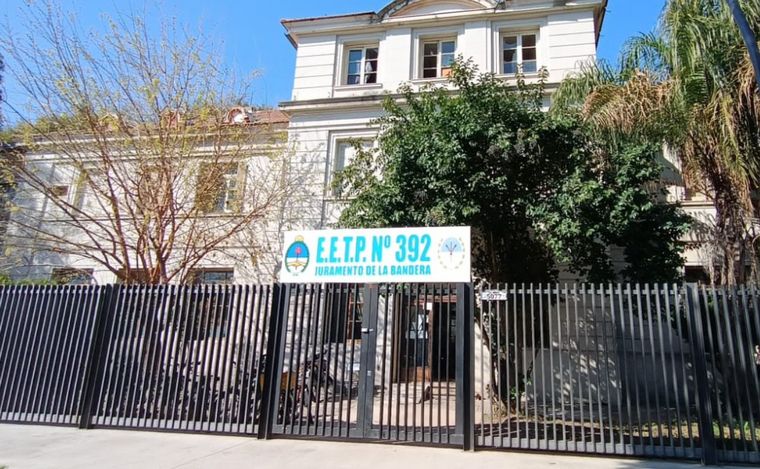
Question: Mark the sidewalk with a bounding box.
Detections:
[0,424,717,469]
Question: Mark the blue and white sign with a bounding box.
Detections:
[280,226,471,284]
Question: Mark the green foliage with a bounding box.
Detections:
[336,60,689,283]
[0,272,57,286]
[552,0,760,285]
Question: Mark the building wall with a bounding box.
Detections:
[283,1,602,237]
[289,6,599,101]
[1,132,290,285]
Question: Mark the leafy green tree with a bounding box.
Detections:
[553,0,760,285]
[336,61,689,283]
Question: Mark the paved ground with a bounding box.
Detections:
[0,424,730,469]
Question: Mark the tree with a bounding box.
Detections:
[727,0,760,90]
[553,0,760,285]
[0,50,5,130]
[0,2,294,284]
[335,60,689,283]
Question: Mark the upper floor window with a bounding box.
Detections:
[197,163,244,214]
[502,33,537,75]
[345,46,379,85]
[422,39,456,78]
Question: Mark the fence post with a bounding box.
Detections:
[357,284,379,438]
[78,284,116,429]
[258,283,290,439]
[685,283,718,466]
[455,282,475,451]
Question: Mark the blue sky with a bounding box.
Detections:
[0,0,666,113]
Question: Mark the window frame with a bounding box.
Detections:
[188,268,235,285]
[419,37,457,79]
[343,45,380,86]
[328,136,376,199]
[198,162,246,215]
[496,26,542,77]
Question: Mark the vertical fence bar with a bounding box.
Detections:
[79,285,115,429]
[258,283,289,439]
[685,283,717,465]
[455,282,474,450]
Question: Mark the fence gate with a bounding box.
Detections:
[265,283,471,447]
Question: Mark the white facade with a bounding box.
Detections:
[1,110,291,285]
[11,0,676,285]
[280,0,607,232]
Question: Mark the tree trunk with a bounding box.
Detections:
[727,0,760,91]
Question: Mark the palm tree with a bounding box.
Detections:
[727,0,760,89]
[553,0,760,285]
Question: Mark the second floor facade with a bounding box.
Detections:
[281,0,607,106]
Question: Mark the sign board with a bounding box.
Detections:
[480,290,509,301]
[279,226,471,284]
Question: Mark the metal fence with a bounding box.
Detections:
[475,283,760,465]
[88,284,275,435]
[0,285,104,426]
[269,284,466,445]
[0,282,758,466]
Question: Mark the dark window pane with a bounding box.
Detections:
[423,68,438,78]
[503,49,516,63]
[366,47,379,60]
[423,42,438,56]
[523,34,537,47]
[504,62,516,74]
[365,60,378,73]
[523,61,537,73]
[523,47,537,61]
[347,74,360,85]
[365,73,377,84]
[423,56,438,69]
[348,62,361,75]
[441,41,456,54]
[503,36,517,49]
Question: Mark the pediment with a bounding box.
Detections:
[378,0,500,20]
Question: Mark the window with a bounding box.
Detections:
[197,163,243,214]
[73,168,105,210]
[188,269,235,285]
[331,139,373,197]
[51,268,94,285]
[502,33,537,74]
[346,46,379,85]
[422,39,456,78]
[116,269,150,284]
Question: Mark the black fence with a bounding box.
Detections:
[0,282,758,466]
[88,284,274,434]
[475,283,760,465]
[269,284,466,445]
[0,285,104,426]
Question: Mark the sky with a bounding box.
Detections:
[0,0,666,115]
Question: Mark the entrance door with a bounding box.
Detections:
[368,284,459,444]
[393,291,457,384]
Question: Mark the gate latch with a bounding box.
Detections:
[361,328,374,334]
